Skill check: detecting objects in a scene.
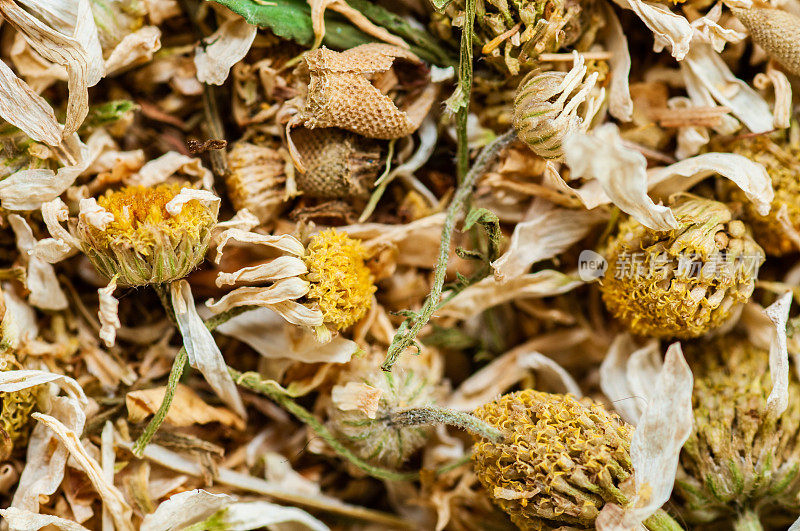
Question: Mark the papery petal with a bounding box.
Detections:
[610,0,692,59]
[194,17,256,85]
[216,256,308,287]
[104,26,161,76]
[332,382,382,419]
[8,214,68,310]
[0,507,90,531]
[98,277,120,348]
[214,229,306,262]
[170,279,246,418]
[765,292,792,420]
[207,278,311,314]
[165,187,221,216]
[140,490,232,531]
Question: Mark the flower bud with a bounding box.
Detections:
[472,390,636,529]
[77,184,218,287]
[600,196,763,339]
[675,336,800,528]
[328,350,441,467]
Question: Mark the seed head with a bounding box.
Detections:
[328,352,440,467]
[77,184,218,286]
[303,229,376,331]
[600,196,763,339]
[0,351,37,455]
[722,135,800,256]
[731,7,800,76]
[675,335,800,527]
[472,390,635,530]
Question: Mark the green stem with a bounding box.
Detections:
[732,509,763,531]
[230,369,476,482]
[456,0,476,182]
[389,406,503,443]
[643,509,684,531]
[132,304,258,456]
[381,130,516,371]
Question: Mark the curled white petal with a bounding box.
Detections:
[140,490,232,531]
[8,214,68,310]
[600,335,661,425]
[215,229,306,262]
[194,17,256,85]
[98,277,120,348]
[754,65,792,130]
[610,0,692,59]
[206,278,312,315]
[165,187,221,216]
[216,256,308,287]
[170,279,246,418]
[0,507,90,531]
[603,3,633,122]
[765,292,792,420]
[78,197,114,230]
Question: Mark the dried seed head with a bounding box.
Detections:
[731,6,800,76]
[77,184,218,286]
[288,44,436,150]
[722,135,800,256]
[442,0,598,75]
[303,229,376,330]
[225,141,288,225]
[675,335,800,526]
[600,195,763,339]
[293,128,382,200]
[513,55,601,160]
[472,390,635,530]
[328,351,441,467]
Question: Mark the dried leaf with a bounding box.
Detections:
[126,384,246,429]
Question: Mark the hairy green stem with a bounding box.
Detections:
[230,369,475,482]
[381,129,516,371]
[643,509,685,531]
[132,304,257,456]
[455,0,475,182]
[389,406,504,442]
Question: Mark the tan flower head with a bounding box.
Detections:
[676,335,800,528]
[722,135,800,256]
[76,184,219,286]
[472,390,637,530]
[600,195,763,339]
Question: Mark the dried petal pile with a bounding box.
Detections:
[0,0,800,530]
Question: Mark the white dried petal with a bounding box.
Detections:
[754,65,792,130]
[30,413,133,531]
[164,187,221,216]
[98,277,120,348]
[600,334,661,425]
[170,279,246,418]
[691,4,746,51]
[0,58,61,145]
[603,3,633,122]
[439,271,583,320]
[0,507,90,531]
[78,197,114,230]
[492,199,605,281]
[215,229,306,262]
[39,197,80,257]
[267,300,326,329]
[128,151,213,189]
[0,369,86,398]
[765,292,792,420]
[104,26,161,76]
[0,0,92,136]
[195,17,256,85]
[333,382,383,419]
[647,152,773,216]
[8,214,68,310]
[207,278,311,315]
[214,501,330,531]
[681,40,773,134]
[629,342,693,522]
[0,134,90,211]
[216,256,308,287]
[101,421,114,531]
[564,124,679,231]
[610,0,692,59]
[215,307,356,363]
[516,351,582,397]
[126,384,246,429]
[215,208,260,232]
[141,490,232,531]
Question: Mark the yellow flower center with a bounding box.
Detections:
[95,183,215,251]
[303,229,375,330]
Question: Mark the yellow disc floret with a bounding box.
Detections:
[303,229,376,330]
[0,352,37,456]
[78,183,218,286]
[472,390,635,530]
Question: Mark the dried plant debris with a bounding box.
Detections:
[3,0,800,529]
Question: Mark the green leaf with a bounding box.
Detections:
[82,100,138,130]
[430,0,454,11]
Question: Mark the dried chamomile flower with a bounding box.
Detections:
[600,195,763,339]
[722,135,800,256]
[513,53,602,160]
[472,390,677,531]
[328,349,442,467]
[731,6,800,77]
[439,0,599,75]
[286,44,437,170]
[303,229,376,331]
[77,184,219,286]
[225,141,289,225]
[293,128,382,201]
[675,335,800,529]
